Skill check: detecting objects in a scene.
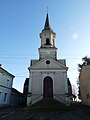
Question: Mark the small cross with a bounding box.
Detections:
[47,7,48,13]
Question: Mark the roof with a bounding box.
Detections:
[0,67,15,78]
[57,59,66,66]
[30,60,39,66]
[44,13,51,30]
[29,57,68,71]
[12,88,24,96]
[42,13,55,34]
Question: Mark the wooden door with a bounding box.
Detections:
[43,76,53,98]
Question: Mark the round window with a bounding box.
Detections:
[46,60,50,64]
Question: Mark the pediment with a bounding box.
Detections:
[29,57,68,70]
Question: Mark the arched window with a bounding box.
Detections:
[46,38,50,45]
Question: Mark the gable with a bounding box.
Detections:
[0,67,15,78]
[29,57,68,70]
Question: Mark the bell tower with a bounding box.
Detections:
[38,13,57,59]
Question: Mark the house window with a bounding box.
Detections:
[7,79,9,87]
[3,93,7,102]
[46,38,50,45]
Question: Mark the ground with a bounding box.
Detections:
[0,103,90,120]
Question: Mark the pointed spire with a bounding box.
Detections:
[44,13,51,30]
[42,13,55,33]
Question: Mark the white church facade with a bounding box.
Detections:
[27,14,70,106]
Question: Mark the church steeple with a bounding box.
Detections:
[39,13,57,59]
[44,13,51,30]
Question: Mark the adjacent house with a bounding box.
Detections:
[0,64,15,107]
[79,65,90,106]
[10,88,25,106]
[79,57,90,106]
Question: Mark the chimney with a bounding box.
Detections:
[0,64,2,67]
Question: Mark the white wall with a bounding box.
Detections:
[0,72,13,88]
[0,69,14,107]
[80,65,90,106]
[27,69,69,106]
[0,86,11,107]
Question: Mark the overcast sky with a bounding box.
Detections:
[0,0,90,92]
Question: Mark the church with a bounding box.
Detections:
[27,13,70,106]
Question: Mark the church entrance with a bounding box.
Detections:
[43,76,53,98]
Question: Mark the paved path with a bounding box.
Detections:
[0,111,35,120]
[0,111,89,120]
[30,111,90,120]
[0,104,90,120]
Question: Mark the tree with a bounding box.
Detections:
[78,56,90,72]
[82,56,90,65]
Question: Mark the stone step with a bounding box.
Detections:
[33,98,64,106]
[25,98,70,111]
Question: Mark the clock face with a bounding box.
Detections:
[46,50,50,54]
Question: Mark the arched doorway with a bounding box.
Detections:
[43,76,53,98]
